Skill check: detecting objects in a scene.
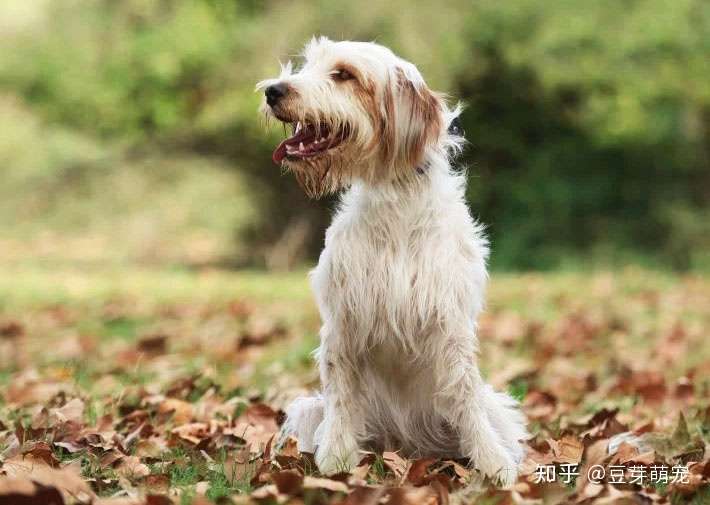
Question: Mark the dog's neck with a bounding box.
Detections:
[347,150,455,208]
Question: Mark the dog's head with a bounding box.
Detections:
[257,37,455,198]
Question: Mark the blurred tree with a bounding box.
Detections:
[452,0,710,268]
[0,0,708,269]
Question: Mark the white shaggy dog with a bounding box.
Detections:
[258,37,527,487]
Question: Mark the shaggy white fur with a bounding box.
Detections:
[258,37,528,487]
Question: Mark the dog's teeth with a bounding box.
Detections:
[319,137,326,143]
[299,142,304,151]
[295,122,302,134]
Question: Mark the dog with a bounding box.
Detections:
[257,37,527,487]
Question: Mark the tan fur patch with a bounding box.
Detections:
[396,69,444,170]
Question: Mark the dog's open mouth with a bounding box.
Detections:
[272,121,345,165]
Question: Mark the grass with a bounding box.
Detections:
[0,260,708,504]
[0,261,311,309]
[507,378,528,403]
[161,447,256,501]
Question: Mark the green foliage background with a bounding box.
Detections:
[1,0,708,270]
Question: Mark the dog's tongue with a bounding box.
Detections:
[272,140,288,165]
[272,126,306,165]
[272,123,324,164]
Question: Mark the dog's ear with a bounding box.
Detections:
[389,67,444,169]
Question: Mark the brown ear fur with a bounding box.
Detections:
[353,73,397,169]
[394,69,444,169]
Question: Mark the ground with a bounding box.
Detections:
[0,263,709,504]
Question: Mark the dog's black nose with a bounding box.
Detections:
[265,82,288,107]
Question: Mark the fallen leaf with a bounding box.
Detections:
[116,456,150,479]
[0,321,24,338]
[50,398,84,424]
[407,458,436,486]
[1,460,94,502]
[302,476,349,493]
[383,451,409,479]
[548,435,583,464]
[271,469,303,495]
[158,398,193,424]
[137,334,168,355]
[21,441,60,468]
[0,479,64,505]
[245,403,280,432]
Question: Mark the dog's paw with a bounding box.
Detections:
[282,395,324,453]
[482,385,529,466]
[470,444,519,489]
[315,433,360,475]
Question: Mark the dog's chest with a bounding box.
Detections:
[312,197,447,349]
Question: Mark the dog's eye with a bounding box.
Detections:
[332,68,354,82]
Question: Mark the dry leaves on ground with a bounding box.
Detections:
[0,271,709,504]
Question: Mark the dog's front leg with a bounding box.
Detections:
[437,356,527,488]
[313,336,362,474]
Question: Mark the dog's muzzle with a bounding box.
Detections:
[265,82,288,107]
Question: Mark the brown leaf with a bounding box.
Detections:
[343,486,386,505]
[50,398,85,424]
[302,476,349,493]
[21,441,60,468]
[383,451,409,479]
[228,299,254,320]
[250,484,278,499]
[157,399,194,424]
[222,448,256,484]
[245,403,280,432]
[577,408,618,429]
[239,318,287,348]
[1,460,94,502]
[4,377,68,406]
[674,377,694,401]
[581,411,628,440]
[79,432,115,451]
[384,486,440,505]
[350,454,375,482]
[271,469,303,495]
[656,322,689,365]
[447,460,471,482]
[137,334,168,355]
[633,372,667,404]
[548,435,584,464]
[225,422,275,453]
[99,450,123,469]
[427,480,450,505]
[133,437,168,459]
[116,456,150,479]
[523,390,557,420]
[279,436,300,458]
[407,458,437,486]
[0,321,24,338]
[143,474,170,494]
[145,495,173,505]
[171,422,209,445]
[613,441,640,463]
[614,369,667,404]
[0,479,64,505]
